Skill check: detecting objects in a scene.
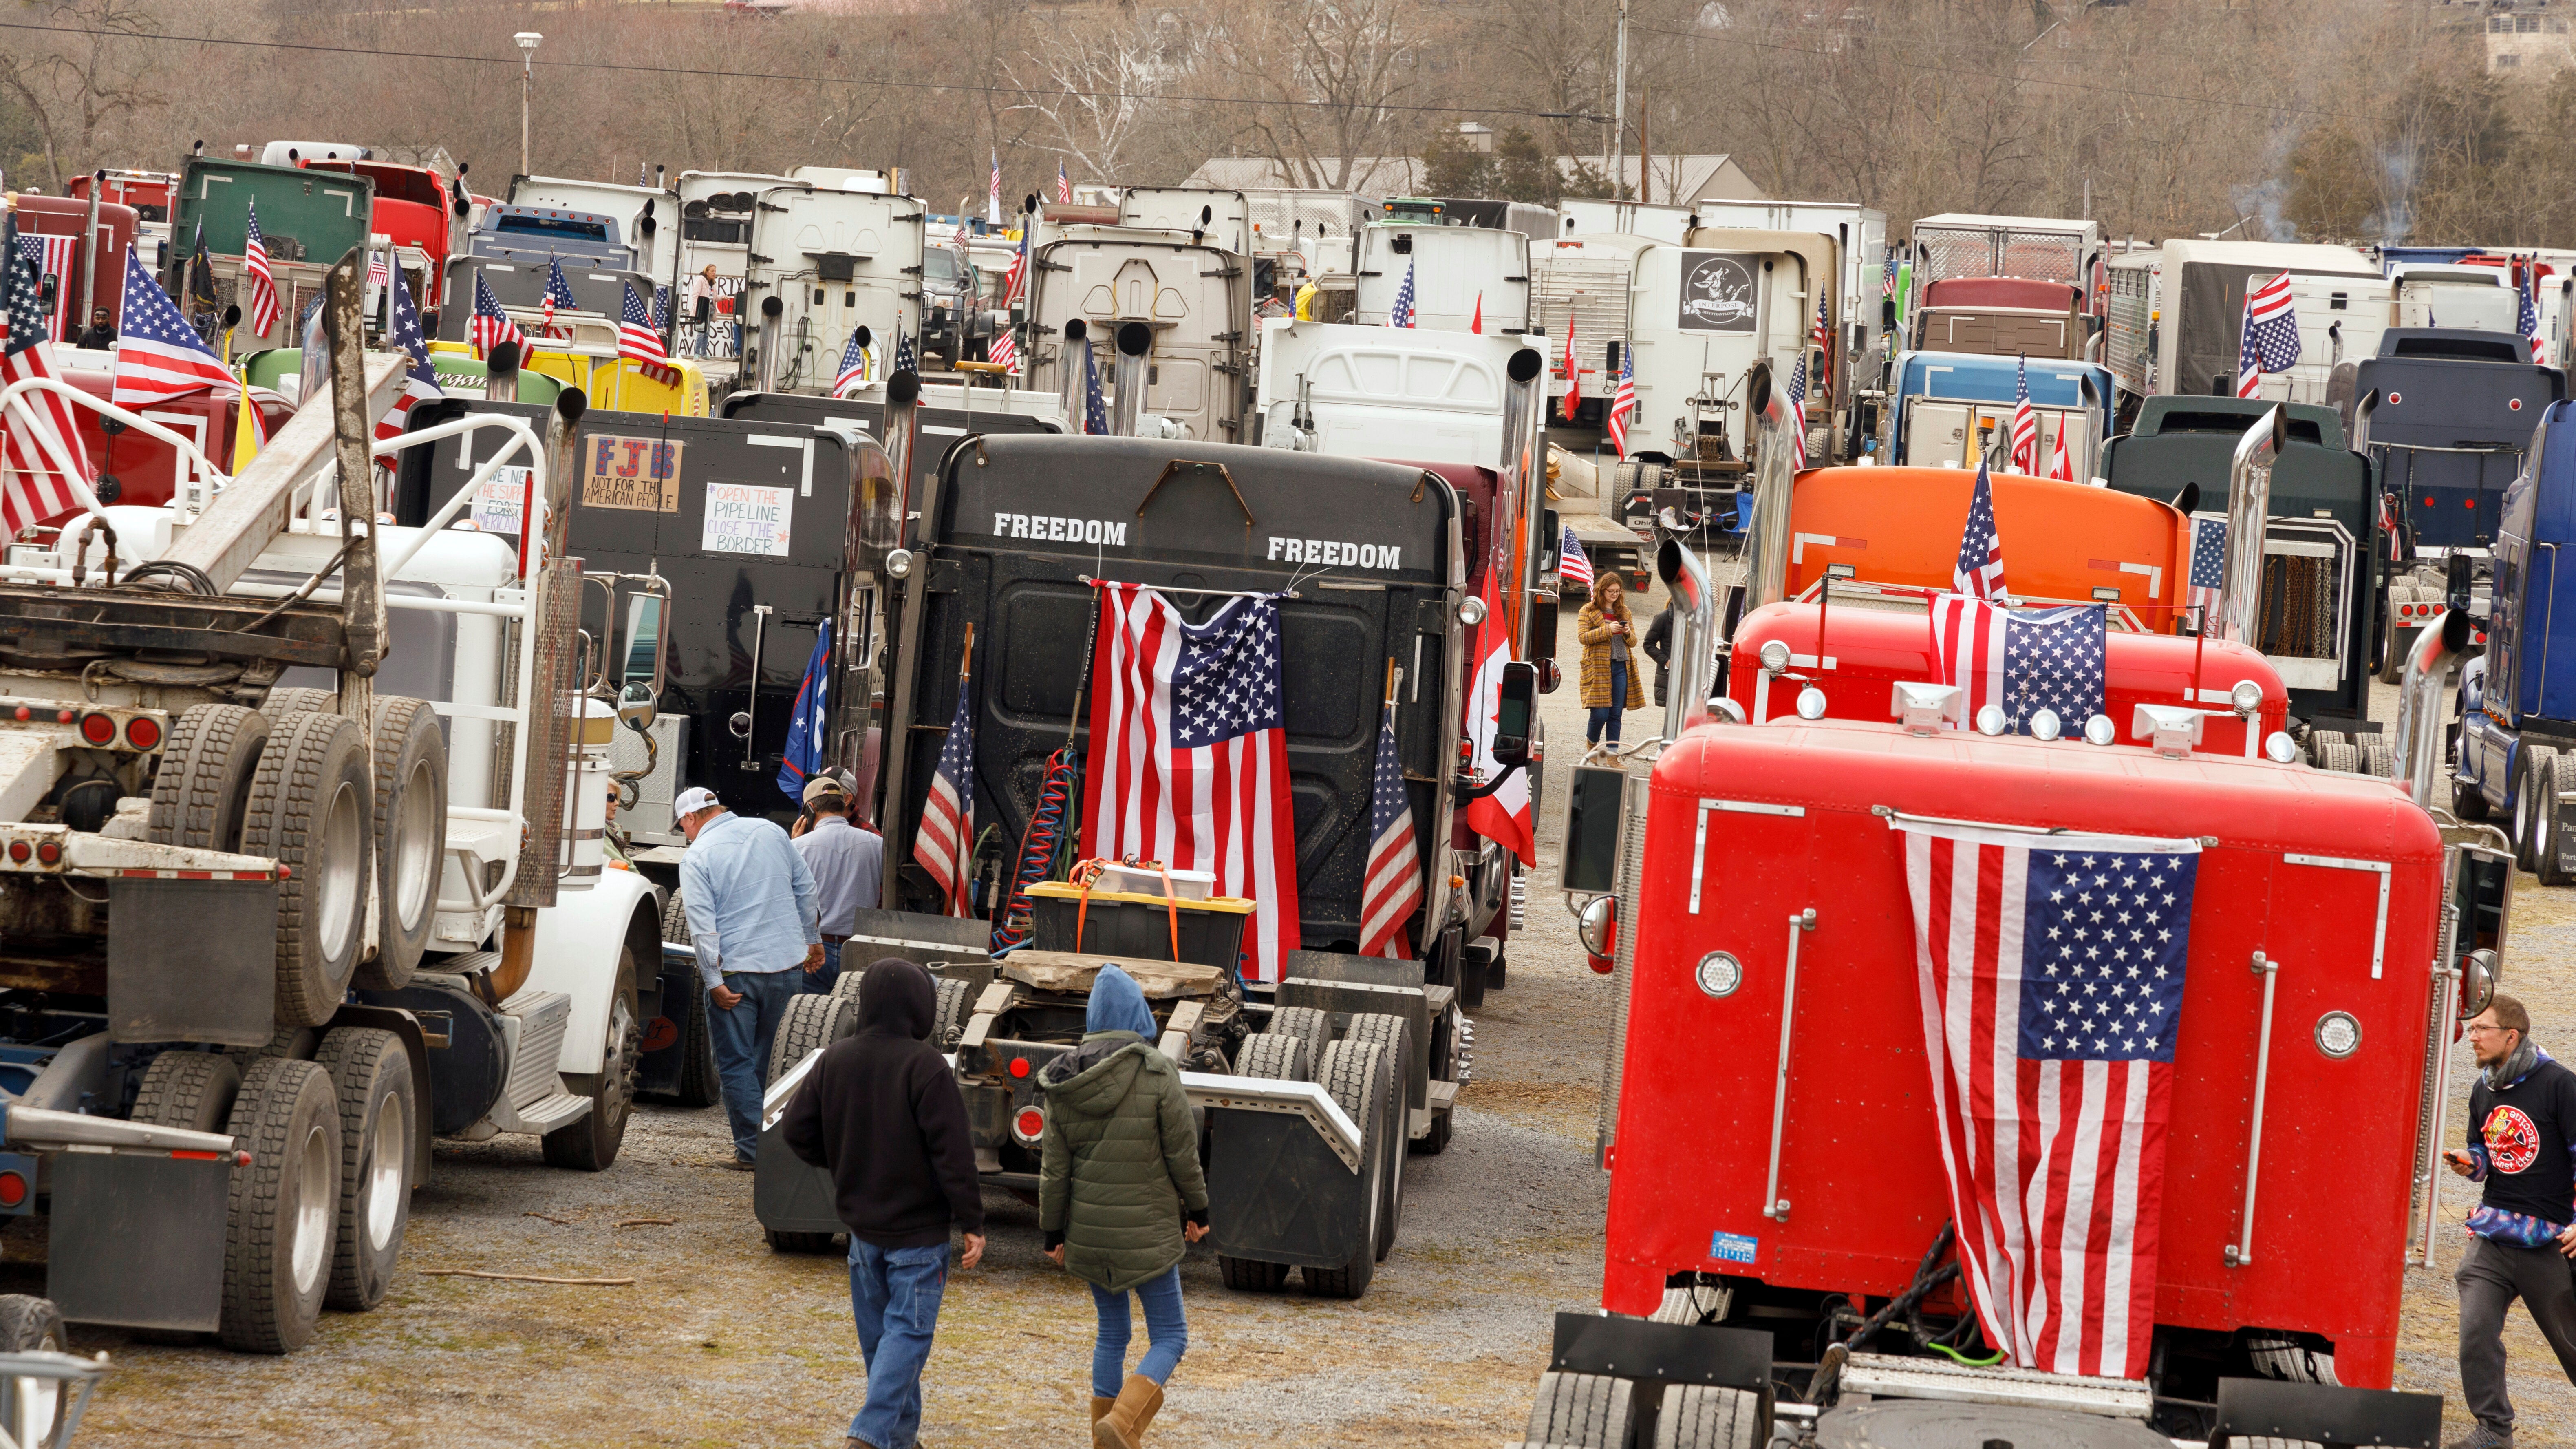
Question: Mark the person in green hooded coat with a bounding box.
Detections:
[1039,964,1210,1449]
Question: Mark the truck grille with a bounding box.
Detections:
[2259,553,2337,660]
[1533,258,1634,387]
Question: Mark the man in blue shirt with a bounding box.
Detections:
[676,786,823,1166]
[790,776,884,993]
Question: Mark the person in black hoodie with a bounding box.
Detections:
[2444,993,2576,1449]
[783,958,986,1449]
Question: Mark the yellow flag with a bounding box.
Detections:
[232,372,264,473]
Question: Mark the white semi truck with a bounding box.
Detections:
[0,250,660,1354]
[2104,239,2390,411]
[740,181,927,396]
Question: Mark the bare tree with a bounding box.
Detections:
[1005,3,1205,186]
[0,0,179,192]
[1213,0,1444,191]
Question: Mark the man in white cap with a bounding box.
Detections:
[675,785,821,1167]
[790,775,882,993]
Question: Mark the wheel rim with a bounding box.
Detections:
[391,757,439,932]
[291,1115,334,1296]
[365,1098,408,1251]
[601,996,637,1133]
[317,777,365,949]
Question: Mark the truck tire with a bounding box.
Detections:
[661,887,691,945]
[764,994,859,1255]
[1656,1384,1761,1449]
[2539,756,2574,888]
[2455,774,2491,820]
[1302,1040,1383,1300]
[1345,1013,1412,1262]
[218,1057,340,1354]
[1524,1370,1636,1449]
[359,698,446,991]
[928,977,972,1047]
[1235,1031,1308,1081]
[1217,1254,1290,1292]
[148,704,270,853]
[259,687,337,720]
[1266,1007,1332,1080]
[132,1050,243,1131]
[312,1026,415,1312]
[0,1294,66,1446]
[2360,742,2395,779]
[2316,741,2360,775]
[544,945,642,1172]
[242,712,374,1029]
[2516,749,2555,873]
[669,970,721,1108]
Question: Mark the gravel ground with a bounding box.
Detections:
[44,535,2576,1447]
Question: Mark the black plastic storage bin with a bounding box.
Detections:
[1026,884,1253,972]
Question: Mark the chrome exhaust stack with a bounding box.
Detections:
[2218,405,2286,646]
[1059,318,1090,428]
[2394,607,2476,807]
[881,367,921,518]
[1113,321,1152,437]
[1498,346,1546,581]
[1658,534,1720,742]
[1742,358,1797,613]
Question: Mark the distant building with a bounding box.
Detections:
[2437,0,2576,73]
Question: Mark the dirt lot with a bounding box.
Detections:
[46,552,2576,1448]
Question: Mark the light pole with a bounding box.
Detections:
[514,32,543,177]
[1608,0,1630,199]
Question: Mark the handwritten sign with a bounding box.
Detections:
[583,434,684,512]
[471,466,530,535]
[703,482,793,557]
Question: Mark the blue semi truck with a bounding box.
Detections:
[2454,397,2576,884]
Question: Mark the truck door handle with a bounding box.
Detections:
[1762,908,1820,1222]
[2226,950,2281,1267]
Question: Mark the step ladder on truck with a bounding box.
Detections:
[1524,401,2495,1445]
[0,247,664,1354]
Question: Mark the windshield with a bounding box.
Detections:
[924,249,959,283]
[496,214,611,242]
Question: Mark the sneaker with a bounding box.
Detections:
[724,1155,756,1172]
[2448,1426,2512,1449]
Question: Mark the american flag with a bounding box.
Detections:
[1057,158,1071,204]
[618,281,668,366]
[2235,271,2300,398]
[2009,355,2039,474]
[1930,594,2105,735]
[112,244,231,408]
[1082,340,1108,435]
[1389,260,1416,328]
[1359,702,1422,959]
[892,327,917,377]
[15,233,75,342]
[1953,462,2007,599]
[913,668,977,917]
[1559,314,1581,422]
[992,231,1028,373]
[1893,818,2202,1380]
[542,256,578,336]
[1559,524,1595,592]
[2519,258,2541,345]
[2186,515,2227,625]
[1,219,97,535]
[1784,351,1809,470]
[988,150,1002,223]
[1811,284,1833,383]
[832,326,870,397]
[374,262,441,460]
[1081,583,1301,980]
[242,201,282,340]
[469,271,525,359]
[1883,248,1899,299]
[1605,342,1636,459]
[366,250,389,294]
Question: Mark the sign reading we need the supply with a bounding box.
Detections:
[703,482,794,557]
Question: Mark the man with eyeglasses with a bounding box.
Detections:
[2445,994,2576,1449]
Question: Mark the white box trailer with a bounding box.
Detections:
[1353,222,1531,334]
[1533,234,1657,414]
[741,182,926,395]
[1556,198,1698,244]
[2104,239,2389,408]
[1119,187,1255,257]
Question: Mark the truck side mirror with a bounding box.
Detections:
[2447,550,2475,614]
[617,682,657,734]
[622,592,667,696]
[1492,660,1536,767]
[1558,764,1630,896]
[2451,843,2513,997]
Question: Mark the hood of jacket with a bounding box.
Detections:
[1087,965,1156,1037]
[855,957,935,1040]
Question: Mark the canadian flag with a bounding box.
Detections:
[1464,568,1536,867]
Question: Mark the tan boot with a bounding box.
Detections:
[1092,1373,1163,1449]
[1091,1397,1115,1427]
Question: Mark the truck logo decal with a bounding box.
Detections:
[583,434,684,512]
[989,512,1127,546]
[703,482,795,557]
[1678,252,1758,335]
[1710,1230,1758,1264]
[2484,1104,2541,1175]
[1265,537,1402,569]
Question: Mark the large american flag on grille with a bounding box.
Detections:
[1930,595,2104,736]
[242,200,281,339]
[618,282,669,366]
[912,666,977,917]
[373,261,441,460]
[1954,462,2007,599]
[2234,271,2300,398]
[2,220,98,535]
[1082,584,1301,980]
[1559,523,1595,592]
[1389,260,1416,328]
[16,233,76,342]
[1359,702,1421,959]
[2186,515,2228,625]
[2009,355,2039,474]
[112,244,231,409]
[470,271,525,358]
[1605,342,1636,459]
[1893,817,2201,1379]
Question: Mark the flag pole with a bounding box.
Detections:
[960,621,974,683]
[1383,656,1396,707]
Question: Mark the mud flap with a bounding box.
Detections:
[107,878,277,1047]
[1544,1312,1775,1449]
[2208,1378,2440,1447]
[46,1151,230,1330]
[1193,1077,1371,1271]
[752,1120,843,1239]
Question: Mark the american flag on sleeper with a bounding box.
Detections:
[1,219,98,534]
[833,327,871,397]
[543,256,578,337]
[2009,355,2039,475]
[111,244,231,408]
[2186,515,2228,626]
[373,262,442,462]
[2235,271,2300,398]
[1389,261,1416,328]
[1558,524,1595,593]
[618,282,669,367]
[469,271,525,359]
[1081,584,1301,981]
[1890,816,2202,1380]
[1359,703,1421,959]
[242,201,281,339]
[1930,596,2106,736]
[913,663,977,918]
[16,233,76,342]
[1606,344,1636,460]
[1954,462,2007,599]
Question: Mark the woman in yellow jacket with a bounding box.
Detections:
[1577,573,1646,753]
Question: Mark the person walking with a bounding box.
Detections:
[1576,573,1646,757]
[675,785,823,1167]
[2445,993,2576,1449]
[1039,966,1209,1449]
[782,958,986,1449]
[792,775,884,992]
[688,263,719,357]
[1641,599,1676,709]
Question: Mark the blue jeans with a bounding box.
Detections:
[710,967,805,1159]
[849,1239,950,1449]
[1587,657,1629,745]
[808,941,844,994]
[1090,1266,1188,1398]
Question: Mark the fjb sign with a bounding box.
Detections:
[584,434,685,512]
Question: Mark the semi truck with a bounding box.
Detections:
[165,158,378,350]
[1881,352,2112,470]
[300,157,470,289]
[1906,212,2103,298]
[1352,218,1532,335]
[1905,276,2089,360]
[1021,207,1255,444]
[0,250,664,1352]
[739,181,926,397]
[11,196,141,344]
[1533,234,1656,424]
[504,174,680,308]
[2454,398,2576,885]
[2104,240,2390,413]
